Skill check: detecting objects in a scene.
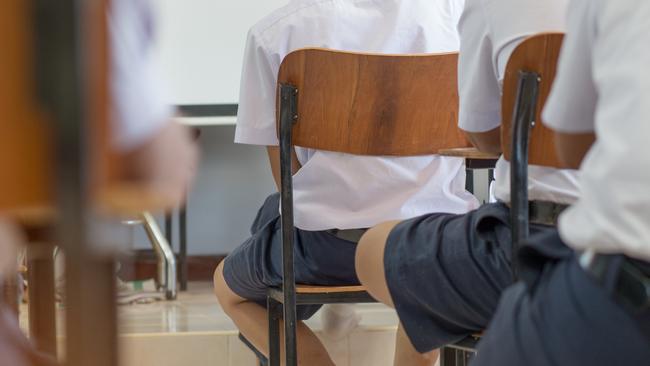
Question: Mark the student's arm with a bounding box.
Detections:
[553,132,596,169]
[542,0,598,170]
[121,122,198,207]
[463,127,502,155]
[267,146,302,192]
[457,0,503,153]
[110,0,198,209]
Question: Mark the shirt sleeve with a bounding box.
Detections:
[234,30,281,146]
[542,0,597,133]
[457,0,502,133]
[110,0,174,152]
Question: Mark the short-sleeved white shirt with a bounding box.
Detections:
[235,0,478,231]
[543,0,650,261]
[458,0,579,205]
[110,0,173,152]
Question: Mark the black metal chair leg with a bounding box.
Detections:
[465,169,474,193]
[268,297,282,366]
[179,202,188,291]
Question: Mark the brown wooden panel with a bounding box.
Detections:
[296,285,367,294]
[0,0,53,213]
[278,49,470,156]
[501,33,564,168]
[0,0,163,219]
[26,244,57,357]
[438,148,500,160]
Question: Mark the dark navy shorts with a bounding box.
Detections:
[472,230,650,366]
[384,202,553,353]
[222,193,360,320]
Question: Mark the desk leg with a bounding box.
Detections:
[179,203,188,291]
[26,243,57,357]
[465,169,475,194]
[164,213,173,249]
[66,257,117,366]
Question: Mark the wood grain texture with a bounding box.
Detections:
[438,148,500,160]
[501,33,564,168]
[277,49,470,156]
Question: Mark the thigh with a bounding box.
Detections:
[223,212,360,320]
[382,203,516,353]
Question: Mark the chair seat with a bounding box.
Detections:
[295,285,367,294]
[437,147,500,160]
[268,284,375,305]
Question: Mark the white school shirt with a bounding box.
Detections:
[457,0,579,205]
[235,0,478,231]
[110,0,173,152]
[543,0,650,261]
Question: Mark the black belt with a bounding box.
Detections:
[326,228,368,243]
[529,200,568,226]
[580,251,650,313]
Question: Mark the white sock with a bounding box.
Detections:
[320,304,362,340]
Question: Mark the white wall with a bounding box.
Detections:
[153,0,288,105]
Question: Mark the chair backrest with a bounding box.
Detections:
[501,33,564,168]
[0,0,53,212]
[276,48,470,156]
[0,0,170,218]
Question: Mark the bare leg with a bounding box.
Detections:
[213,262,334,366]
[356,221,438,366]
[395,324,439,366]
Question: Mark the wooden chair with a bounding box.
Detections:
[440,33,566,366]
[2,0,178,364]
[240,48,470,366]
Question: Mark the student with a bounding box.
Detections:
[355,0,575,362]
[111,0,197,206]
[471,0,650,364]
[212,1,474,365]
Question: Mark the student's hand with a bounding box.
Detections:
[120,121,199,210]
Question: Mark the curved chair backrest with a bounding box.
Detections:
[277,48,470,156]
[501,33,564,168]
[0,0,52,213]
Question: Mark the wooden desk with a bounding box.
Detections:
[438,148,500,193]
[176,116,236,127]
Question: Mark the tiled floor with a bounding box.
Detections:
[24,282,402,366]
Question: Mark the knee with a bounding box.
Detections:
[355,221,399,289]
[213,261,236,311]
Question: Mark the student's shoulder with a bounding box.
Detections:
[250,0,335,37]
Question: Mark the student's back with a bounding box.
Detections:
[458,0,576,205]
[235,0,476,231]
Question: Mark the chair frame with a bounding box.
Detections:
[268,83,377,366]
[238,48,469,366]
